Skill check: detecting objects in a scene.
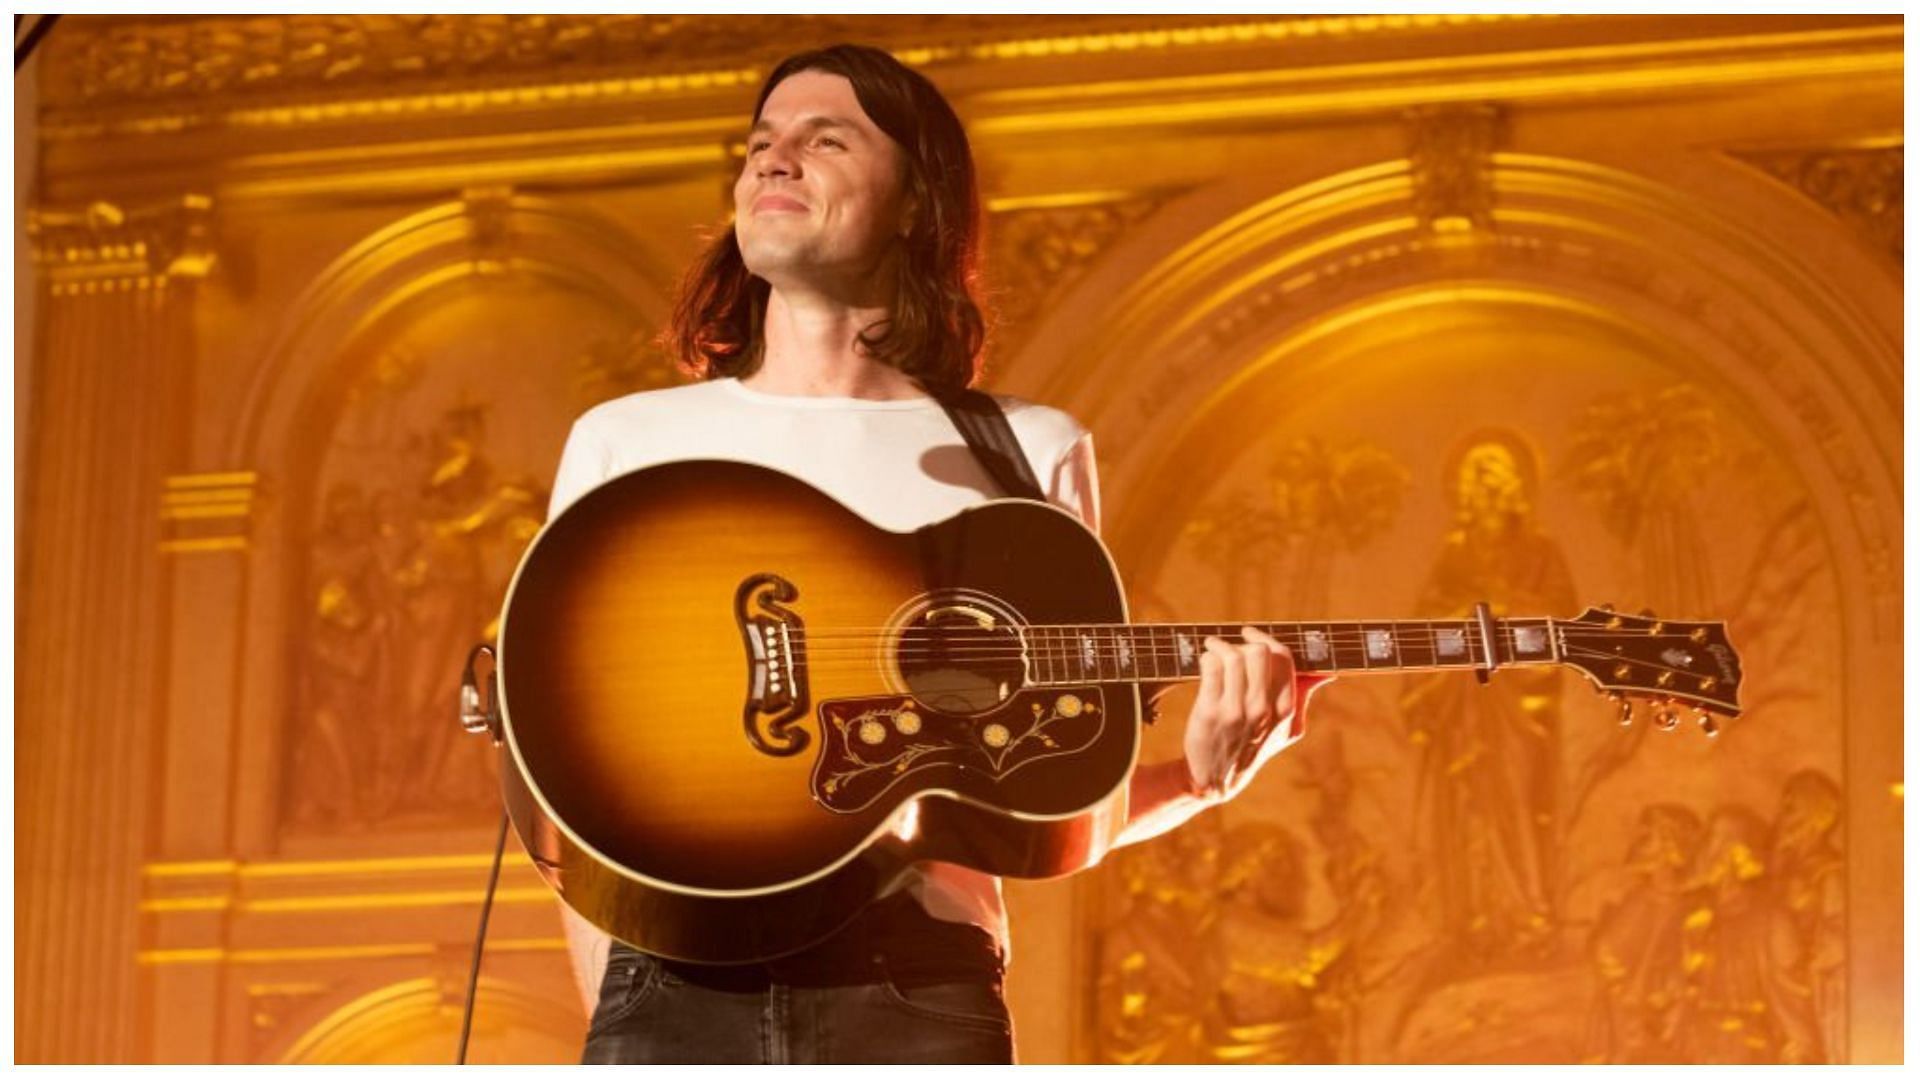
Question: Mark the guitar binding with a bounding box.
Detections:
[736,572,811,756]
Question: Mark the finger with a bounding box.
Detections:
[1238,630,1271,727]
[1195,645,1223,721]
[1207,637,1245,719]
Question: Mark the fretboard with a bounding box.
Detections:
[1023,619,1560,686]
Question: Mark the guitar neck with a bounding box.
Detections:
[1023,618,1561,686]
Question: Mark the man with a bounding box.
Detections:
[545,43,1316,1064]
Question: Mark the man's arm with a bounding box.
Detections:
[1114,629,1315,849]
[1041,432,1314,850]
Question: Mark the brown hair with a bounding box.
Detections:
[663,44,985,396]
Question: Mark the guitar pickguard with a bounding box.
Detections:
[811,688,1106,814]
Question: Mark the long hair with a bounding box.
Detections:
[664,44,986,395]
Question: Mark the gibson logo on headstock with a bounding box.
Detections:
[1707,643,1739,683]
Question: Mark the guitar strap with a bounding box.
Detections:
[933,388,1047,501]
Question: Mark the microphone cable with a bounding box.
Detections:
[455,807,511,1064]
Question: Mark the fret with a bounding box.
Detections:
[1325,621,1364,672]
[1360,623,1397,668]
[1397,620,1438,670]
[1297,624,1333,672]
[1134,627,1159,680]
[1169,625,1194,676]
[1172,626,1198,676]
[1014,615,1570,688]
[1507,618,1552,663]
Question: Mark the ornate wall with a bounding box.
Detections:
[17,14,1902,1063]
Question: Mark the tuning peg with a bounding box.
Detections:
[1616,697,1634,727]
[1694,709,1720,739]
[1654,707,1679,731]
[1638,608,1657,618]
[1599,602,1615,612]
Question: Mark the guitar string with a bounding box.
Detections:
[786,637,1707,660]
[773,641,1726,686]
[787,626,1704,643]
[786,629,1701,653]
[775,636,1717,673]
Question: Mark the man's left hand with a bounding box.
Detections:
[1181,625,1328,802]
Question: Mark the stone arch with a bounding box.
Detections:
[270,977,579,1064]
[1015,152,1898,1060]
[221,194,680,848]
[1024,151,1895,639]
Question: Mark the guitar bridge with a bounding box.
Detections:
[736,573,811,756]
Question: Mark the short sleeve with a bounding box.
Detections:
[1048,430,1101,537]
[546,417,610,520]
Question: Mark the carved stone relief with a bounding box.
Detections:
[1729,144,1902,264]
[1406,104,1503,236]
[985,193,1170,368]
[1091,307,1848,1063]
[284,276,675,829]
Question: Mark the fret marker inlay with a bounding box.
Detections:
[1514,626,1546,655]
[1081,635,1097,671]
[1117,636,1132,670]
[1365,629,1394,660]
[1437,628,1465,657]
[1177,634,1195,668]
[1303,630,1329,664]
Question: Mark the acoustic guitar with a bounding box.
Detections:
[485,459,1743,964]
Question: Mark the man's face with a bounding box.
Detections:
[734,70,911,292]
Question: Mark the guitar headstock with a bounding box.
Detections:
[1556,606,1743,737]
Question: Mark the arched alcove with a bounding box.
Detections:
[1011,152,1897,1062]
[221,194,684,850]
[272,977,580,1065]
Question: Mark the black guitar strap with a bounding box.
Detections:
[933,388,1047,501]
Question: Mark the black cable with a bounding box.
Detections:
[15,14,59,72]
[456,807,512,1065]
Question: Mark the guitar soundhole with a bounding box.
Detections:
[894,606,1028,716]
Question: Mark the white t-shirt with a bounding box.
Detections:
[544,376,1101,966]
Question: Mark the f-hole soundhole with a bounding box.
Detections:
[895,603,1026,716]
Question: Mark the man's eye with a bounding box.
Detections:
[748,141,770,153]
[818,137,845,149]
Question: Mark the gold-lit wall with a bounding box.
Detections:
[16,14,1902,1064]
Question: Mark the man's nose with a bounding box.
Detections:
[756,137,801,179]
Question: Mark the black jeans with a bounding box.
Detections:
[580,893,1014,1064]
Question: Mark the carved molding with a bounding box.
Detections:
[160,472,258,556]
[41,14,1550,112]
[32,14,1588,145]
[985,191,1172,364]
[1728,143,1902,264]
[1406,103,1504,236]
[29,193,216,288]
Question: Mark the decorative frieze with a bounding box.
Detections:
[29,193,215,288]
[1406,103,1503,236]
[1729,143,1902,263]
[41,14,1545,111]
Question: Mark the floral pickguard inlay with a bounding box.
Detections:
[809,689,1105,813]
